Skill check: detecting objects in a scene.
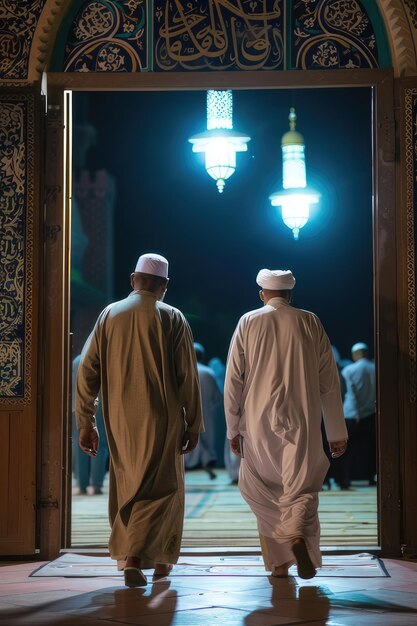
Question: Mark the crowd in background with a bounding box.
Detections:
[72,340,375,495]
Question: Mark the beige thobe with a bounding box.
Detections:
[224,297,348,570]
[75,290,203,563]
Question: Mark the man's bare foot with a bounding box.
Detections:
[271,564,289,577]
[292,537,316,580]
[154,563,173,577]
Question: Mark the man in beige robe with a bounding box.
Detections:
[224,268,348,579]
[76,253,203,587]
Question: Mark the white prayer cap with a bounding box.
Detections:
[135,253,169,278]
[256,269,296,290]
[351,342,368,354]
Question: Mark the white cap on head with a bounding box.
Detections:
[351,342,368,354]
[256,269,296,291]
[135,253,169,278]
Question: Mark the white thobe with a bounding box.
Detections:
[75,290,203,564]
[224,297,348,570]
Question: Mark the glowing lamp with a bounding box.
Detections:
[270,189,320,241]
[270,107,319,239]
[189,90,250,193]
[281,108,306,189]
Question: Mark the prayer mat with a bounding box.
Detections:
[71,471,378,548]
[31,552,388,578]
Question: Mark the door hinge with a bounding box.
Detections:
[37,499,59,509]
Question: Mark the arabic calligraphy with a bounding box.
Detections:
[292,0,379,70]
[64,0,147,72]
[59,0,386,72]
[154,0,284,70]
[0,99,27,399]
[0,0,45,79]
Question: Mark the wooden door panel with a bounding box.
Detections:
[0,89,42,555]
[0,411,36,553]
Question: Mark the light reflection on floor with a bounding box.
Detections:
[1,557,417,625]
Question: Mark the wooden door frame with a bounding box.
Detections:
[40,67,399,559]
[396,78,417,559]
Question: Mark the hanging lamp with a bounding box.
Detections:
[270,107,319,240]
[189,90,251,193]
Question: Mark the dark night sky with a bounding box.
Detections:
[73,87,373,364]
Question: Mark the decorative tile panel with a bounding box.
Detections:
[153,0,284,71]
[404,88,417,404]
[0,0,46,80]
[0,94,34,403]
[64,0,148,71]
[291,0,379,69]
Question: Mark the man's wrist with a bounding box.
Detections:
[77,416,97,430]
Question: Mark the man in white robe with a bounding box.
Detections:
[75,253,203,587]
[224,268,348,579]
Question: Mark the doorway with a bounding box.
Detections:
[68,85,378,549]
[42,68,399,558]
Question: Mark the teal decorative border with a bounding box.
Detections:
[0,94,34,403]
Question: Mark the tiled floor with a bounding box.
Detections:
[1,556,417,625]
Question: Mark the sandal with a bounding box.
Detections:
[124,566,147,587]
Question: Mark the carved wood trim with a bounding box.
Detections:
[403,87,417,403]
[377,0,417,77]
[29,0,69,82]
[397,79,417,557]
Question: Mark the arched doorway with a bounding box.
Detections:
[4,0,410,561]
[2,0,415,562]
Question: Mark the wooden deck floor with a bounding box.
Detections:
[71,469,377,549]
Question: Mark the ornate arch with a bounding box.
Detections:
[1,0,416,83]
[17,0,416,81]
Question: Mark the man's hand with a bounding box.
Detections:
[230,435,242,457]
[329,440,347,459]
[181,431,199,455]
[79,427,99,457]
